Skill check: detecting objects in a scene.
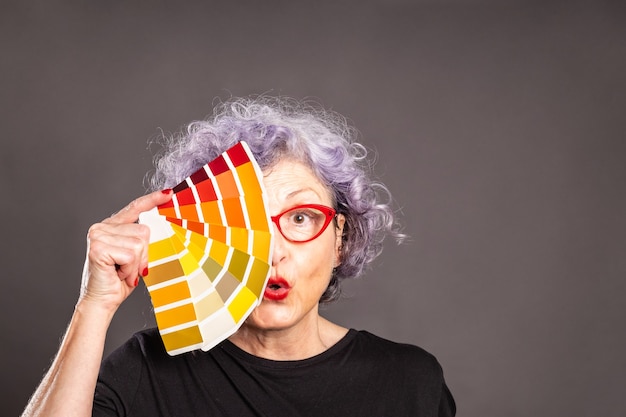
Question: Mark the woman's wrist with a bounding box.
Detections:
[74,296,118,327]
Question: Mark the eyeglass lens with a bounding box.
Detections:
[277,206,332,242]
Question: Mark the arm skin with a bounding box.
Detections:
[21,189,172,417]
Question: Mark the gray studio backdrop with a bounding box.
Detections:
[2,1,625,416]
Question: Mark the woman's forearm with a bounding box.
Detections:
[21,190,171,417]
[21,301,115,417]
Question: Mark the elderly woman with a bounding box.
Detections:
[22,97,455,416]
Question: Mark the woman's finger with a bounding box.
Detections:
[105,189,172,225]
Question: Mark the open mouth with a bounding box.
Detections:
[264,277,291,301]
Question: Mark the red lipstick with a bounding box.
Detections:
[264,277,291,301]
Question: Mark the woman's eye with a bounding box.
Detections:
[291,212,310,225]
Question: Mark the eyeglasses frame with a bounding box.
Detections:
[270,204,337,243]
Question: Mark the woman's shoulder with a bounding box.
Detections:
[118,327,164,352]
[341,330,455,413]
[102,327,204,376]
[350,330,445,375]
[129,327,165,347]
[104,327,169,365]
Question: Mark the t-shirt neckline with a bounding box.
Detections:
[218,328,358,369]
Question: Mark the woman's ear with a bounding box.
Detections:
[334,214,346,267]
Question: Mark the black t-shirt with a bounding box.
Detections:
[94,328,455,416]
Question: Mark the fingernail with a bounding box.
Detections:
[142,267,149,277]
[161,188,172,194]
[134,277,139,287]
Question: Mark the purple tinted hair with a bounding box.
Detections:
[147,96,404,303]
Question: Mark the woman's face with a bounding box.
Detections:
[243,158,344,333]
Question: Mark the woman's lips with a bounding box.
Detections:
[264,277,291,301]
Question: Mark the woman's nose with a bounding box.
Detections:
[271,223,287,266]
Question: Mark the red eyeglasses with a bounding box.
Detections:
[270,204,337,243]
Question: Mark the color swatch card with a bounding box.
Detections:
[139,141,274,355]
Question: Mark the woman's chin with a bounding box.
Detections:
[245,302,297,331]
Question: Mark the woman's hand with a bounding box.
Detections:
[78,189,172,311]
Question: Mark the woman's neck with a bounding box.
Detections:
[228,315,348,361]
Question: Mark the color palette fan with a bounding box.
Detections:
[139,141,274,355]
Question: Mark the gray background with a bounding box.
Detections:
[2,1,625,416]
